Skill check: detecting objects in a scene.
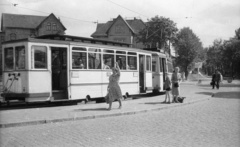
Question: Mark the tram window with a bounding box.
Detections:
[103,49,114,53]
[159,58,163,72]
[72,52,87,69]
[4,47,14,70]
[127,56,137,70]
[72,47,86,51]
[88,48,101,69]
[31,46,47,69]
[152,57,157,72]
[103,52,114,69]
[128,52,137,55]
[116,55,126,70]
[15,46,25,70]
[146,55,151,71]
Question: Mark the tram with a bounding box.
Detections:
[1,34,155,104]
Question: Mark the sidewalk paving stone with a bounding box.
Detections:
[0,83,217,128]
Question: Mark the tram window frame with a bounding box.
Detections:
[88,48,102,70]
[4,47,14,71]
[15,46,26,70]
[127,52,137,70]
[31,45,48,69]
[72,47,87,70]
[146,55,151,71]
[103,49,114,70]
[116,51,127,70]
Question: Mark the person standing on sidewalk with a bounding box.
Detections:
[107,62,122,110]
[212,70,222,89]
[163,73,171,104]
[171,67,182,103]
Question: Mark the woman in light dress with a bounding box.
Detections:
[107,62,122,110]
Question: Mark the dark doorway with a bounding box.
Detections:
[139,54,145,93]
[51,47,68,100]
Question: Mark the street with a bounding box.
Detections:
[0,83,240,147]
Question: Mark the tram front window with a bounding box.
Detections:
[4,47,14,70]
[15,46,25,70]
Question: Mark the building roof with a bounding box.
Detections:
[91,15,145,37]
[1,13,66,31]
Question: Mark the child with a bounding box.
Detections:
[163,74,171,104]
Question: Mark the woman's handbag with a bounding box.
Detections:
[174,82,179,88]
[210,81,213,85]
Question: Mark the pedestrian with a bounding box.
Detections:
[171,67,182,103]
[212,70,222,89]
[181,71,185,82]
[107,62,122,110]
[163,73,171,104]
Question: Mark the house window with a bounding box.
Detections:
[52,23,57,31]
[47,23,51,31]
[1,36,4,42]
[10,33,16,40]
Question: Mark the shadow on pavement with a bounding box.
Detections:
[213,91,240,99]
[74,108,108,111]
[144,102,167,105]
[195,92,213,96]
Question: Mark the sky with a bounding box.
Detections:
[0,0,240,48]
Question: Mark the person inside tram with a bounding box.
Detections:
[103,59,110,69]
[77,58,84,69]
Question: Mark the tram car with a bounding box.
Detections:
[1,34,156,104]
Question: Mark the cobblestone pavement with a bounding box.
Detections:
[0,84,239,147]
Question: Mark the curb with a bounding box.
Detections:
[0,96,211,128]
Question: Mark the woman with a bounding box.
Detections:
[107,62,122,110]
[171,67,182,103]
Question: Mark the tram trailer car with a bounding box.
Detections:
[1,35,153,104]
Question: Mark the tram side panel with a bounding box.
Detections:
[70,71,102,100]
[26,71,51,102]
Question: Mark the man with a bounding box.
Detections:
[212,70,222,89]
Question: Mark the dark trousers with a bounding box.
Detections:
[212,81,220,89]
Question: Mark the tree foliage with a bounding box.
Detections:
[137,15,178,52]
[205,27,240,78]
[174,27,203,77]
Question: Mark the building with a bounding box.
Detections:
[0,13,66,43]
[0,13,67,73]
[91,15,145,48]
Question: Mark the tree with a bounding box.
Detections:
[137,15,178,53]
[174,27,203,78]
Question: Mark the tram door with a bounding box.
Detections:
[51,47,68,100]
[162,58,167,89]
[139,54,145,93]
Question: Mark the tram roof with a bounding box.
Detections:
[36,34,131,47]
[2,34,132,47]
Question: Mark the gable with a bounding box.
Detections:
[37,13,66,30]
[91,15,146,37]
[108,17,132,36]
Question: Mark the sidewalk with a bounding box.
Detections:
[0,83,214,128]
